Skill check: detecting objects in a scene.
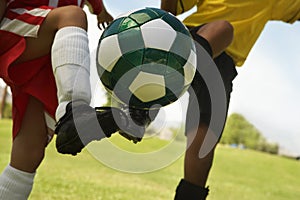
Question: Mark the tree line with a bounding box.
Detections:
[220,113,279,154]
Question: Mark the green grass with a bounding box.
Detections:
[1,119,300,199]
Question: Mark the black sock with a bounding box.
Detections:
[174,179,209,200]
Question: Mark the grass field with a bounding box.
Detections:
[1,119,300,200]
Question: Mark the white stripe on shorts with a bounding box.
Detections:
[0,18,40,37]
[0,8,51,37]
[10,8,52,17]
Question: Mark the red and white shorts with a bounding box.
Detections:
[0,6,58,138]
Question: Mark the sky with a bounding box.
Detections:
[1,0,299,156]
[229,22,300,156]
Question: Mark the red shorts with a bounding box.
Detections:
[0,30,58,138]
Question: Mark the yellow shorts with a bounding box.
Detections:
[182,0,300,66]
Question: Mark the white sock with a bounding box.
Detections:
[0,165,35,200]
[51,26,92,121]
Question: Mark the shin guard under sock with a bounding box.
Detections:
[51,26,91,121]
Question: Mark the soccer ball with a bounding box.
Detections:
[96,7,196,110]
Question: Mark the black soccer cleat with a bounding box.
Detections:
[118,106,158,143]
[55,101,124,155]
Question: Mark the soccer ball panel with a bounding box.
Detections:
[189,49,197,68]
[118,17,140,32]
[170,32,194,61]
[140,63,167,76]
[165,68,185,95]
[122,49,145,67]
[141,26,176,51]
[113,66,141,90]
[161,12,190,36]
[167,52,188,72]
[183,50,197,86]
[118,27,145,54]
[97,35,122,72]
[141,18,173,30]
[101,18,125,39]
[144,7,168,17]
[129,72,166,102]
[132,84,166,103]
[122,50,144,67]
[110,56,137,87]
[128,8,162,25]
[143,48,168,66]
[100,70,113,90]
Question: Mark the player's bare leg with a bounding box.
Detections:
[0,96,48,199]
[185,123,214,186]
[183,20,233,186]
[10,97,49,172]
[174,21,234,200]
[174,123,212,200]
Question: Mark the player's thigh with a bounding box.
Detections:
[197,20,233,57]
[14,6,87,64]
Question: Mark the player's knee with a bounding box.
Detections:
[56,5,88,30]
[64,5,87,20]
[217,20,234,42]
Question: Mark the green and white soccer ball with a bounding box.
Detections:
[96,7,196,110]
